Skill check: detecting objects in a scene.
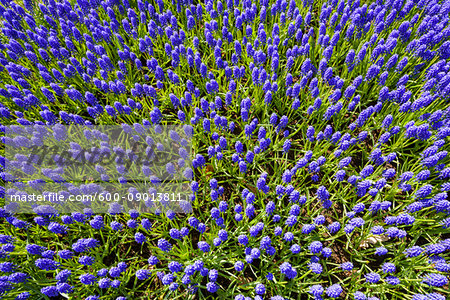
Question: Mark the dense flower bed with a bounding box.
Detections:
[0,0,450,299]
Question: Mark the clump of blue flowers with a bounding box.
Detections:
[0,0,450,299]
